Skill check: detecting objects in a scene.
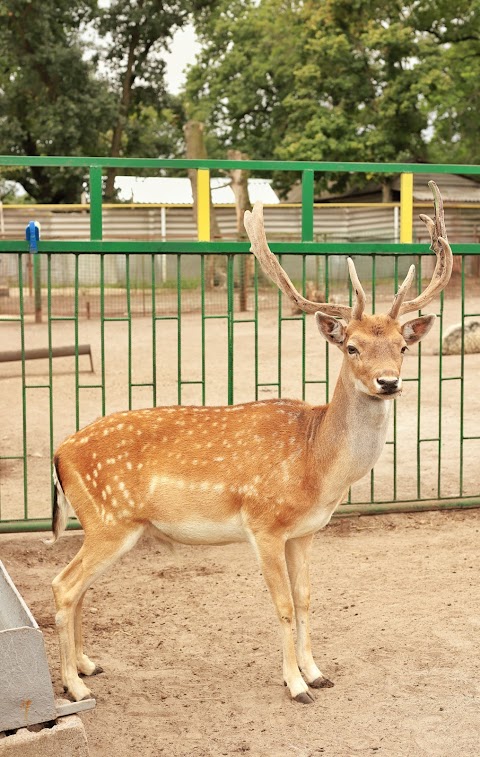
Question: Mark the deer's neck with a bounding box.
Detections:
[313,364,392,487]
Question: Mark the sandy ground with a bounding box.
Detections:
[2,509,480,756]
[1,282,480,754]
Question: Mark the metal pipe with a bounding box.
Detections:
[336,498,480,518]
[2,499,480,534]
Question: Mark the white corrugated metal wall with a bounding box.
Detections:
[0,203,478,287]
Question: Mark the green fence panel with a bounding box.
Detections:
[1,157,480,532]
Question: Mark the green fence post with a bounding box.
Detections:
[302,170,314,242]
[33,255,42,323]
[89,166,103,240]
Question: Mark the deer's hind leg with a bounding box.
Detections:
[52,526,143,701]
[285,534,334,689]
[74,591,103,677]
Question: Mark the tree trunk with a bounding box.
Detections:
[105,31,139,200]
[381,179,393,203]
[183,120,221,289]
[228,149,252,311]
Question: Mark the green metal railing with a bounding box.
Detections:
[0,157,479,532]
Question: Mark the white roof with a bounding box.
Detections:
[114,176,279,205]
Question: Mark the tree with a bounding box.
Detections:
[96,0,218,198]
[413,0,480,164]
[277,0,429,195]
[0,1,218,202]
[186,0,302,162]
[0,0,114,202]
[186,0,479,197]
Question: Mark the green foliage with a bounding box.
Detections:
[413,0,480,164]
[276,0,429,192]
[95,0,219,195]
[0,0,479,202]
[0,1,218,201]
[0,0,114,202]
[185,0,302,159]
[186,0,480,195]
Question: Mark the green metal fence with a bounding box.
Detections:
[1,157,480,532]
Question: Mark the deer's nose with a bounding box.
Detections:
[376,376,401,393]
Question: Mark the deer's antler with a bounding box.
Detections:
[388,181,453,318]
[244,203,364,321]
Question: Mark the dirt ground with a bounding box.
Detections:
[2,509,480,756]
[1,282,480,755]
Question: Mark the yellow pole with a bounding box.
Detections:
[197,169,211,241]
[400,172,413,243]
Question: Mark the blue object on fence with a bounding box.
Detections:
[25,221,40,253]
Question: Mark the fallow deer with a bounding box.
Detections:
[50,181,452,704]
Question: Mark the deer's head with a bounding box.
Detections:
[244,181,452,400]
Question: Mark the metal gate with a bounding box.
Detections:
[1,157,479,532]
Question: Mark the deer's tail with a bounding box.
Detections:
[45,458,69,545]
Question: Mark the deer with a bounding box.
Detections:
[50,181,452,705]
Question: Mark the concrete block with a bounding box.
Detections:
[0,561,57,731]
[0,714,89,757]
[0,562,96,732]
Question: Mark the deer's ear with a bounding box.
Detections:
[401,314,436,345]
[315,312,346,347]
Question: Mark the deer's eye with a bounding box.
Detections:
[401,346,408,354]
[347,345,359,355]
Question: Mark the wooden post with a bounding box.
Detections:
[228,150,252,312]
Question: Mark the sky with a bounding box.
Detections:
[164,25,200,94]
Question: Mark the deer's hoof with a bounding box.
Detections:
[79,664,103,678]
[64,679,92,702]
[309,676,334,689]
[293,691,315,704]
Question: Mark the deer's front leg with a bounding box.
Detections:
[250,532,314,704]
[286,534,334,689]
